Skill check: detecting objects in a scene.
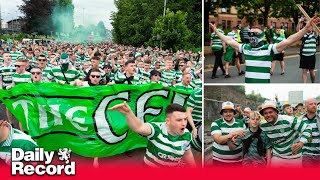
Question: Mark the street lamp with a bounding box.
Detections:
[160,0,167,49]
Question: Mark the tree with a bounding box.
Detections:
[111,0,163,46]
[165,0,202,48]
[148,9,192,51]
[111,0,201,48]
[204,0,236,43]
[19,0,56,34]
[235,0,273,27]
[271,0,319,28]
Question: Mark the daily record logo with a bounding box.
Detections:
[11,148,75,175]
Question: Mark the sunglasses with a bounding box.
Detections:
[15,65,22,68]
[31,72,42,75]
[120,65,124,67]
[91,75,101,78]
[179,65,185,67]
[38,59,46,62]
[153,74,161,77]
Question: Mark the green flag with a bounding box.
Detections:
[0,83,193,158]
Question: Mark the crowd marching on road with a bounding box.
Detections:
[0,40,203,168]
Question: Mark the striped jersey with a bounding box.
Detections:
[12,71,31,85]
[0,56,3,66]
[260,115,312,159]
[238,43,279,83]
[301,32,317,56]
[227,31,237,41]
[41,66,52,81]
[187,88,202,122]
[176,70,183,83]
[160,69,176,86]
[144,122,191,168]
[0,126,38,165]
[189,79,202,89]
[299,115,320,155]
[9,51,23,63]
[114,72,141,85]
[173,82,193,91]
[0,64,15,88]
[211,29,225,51]
[47,66,80,83]
[139,69,151,82]
[272,33,286,43]
[211,118,246,163]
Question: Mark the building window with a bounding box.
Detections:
[227,21,232,29]
[272,22,276,29]
[222,20,226,29]
[292,23,295,31]
[283,22,288,31]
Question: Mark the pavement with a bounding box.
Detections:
[204,47,320,83]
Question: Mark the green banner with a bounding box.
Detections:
[0,83,192,158]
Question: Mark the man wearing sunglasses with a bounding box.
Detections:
[209,16,320,83]
[8,57,31,89]
[37,55,51,81]
[30,67,43,83]
[0,120,38,165]
[75,69,105,87]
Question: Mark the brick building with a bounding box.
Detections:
[209,6,296,31]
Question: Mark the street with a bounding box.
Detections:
[205,52,320,83]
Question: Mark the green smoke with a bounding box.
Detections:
[51,0,111,43]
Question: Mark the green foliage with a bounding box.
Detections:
[239,86,245,93]
[246,91,266,103]
[111,0,163,46]
[19,0,56,35]
[147,9,192,51]
[111,0,201,49]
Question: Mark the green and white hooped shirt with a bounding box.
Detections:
[0,124,38,165]
[144,122,192,168]
[211,118,246,163]
[239,43,279,83]
[299,115,320,155]
[260,115,312,159]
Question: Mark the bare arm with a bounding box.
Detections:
[181,149,196,167]
[277,16,320,52]
[266,148,272,167]
[109,101,152,136]
[209,23,240,51]
[227,139,237,150]
[213,129,245,145]
[186,107,197,138]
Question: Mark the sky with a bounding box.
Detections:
[0,0,117,30]
[245,84,320,101]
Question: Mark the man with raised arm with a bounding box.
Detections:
[209,16,320,83]
[109,102,196,168]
